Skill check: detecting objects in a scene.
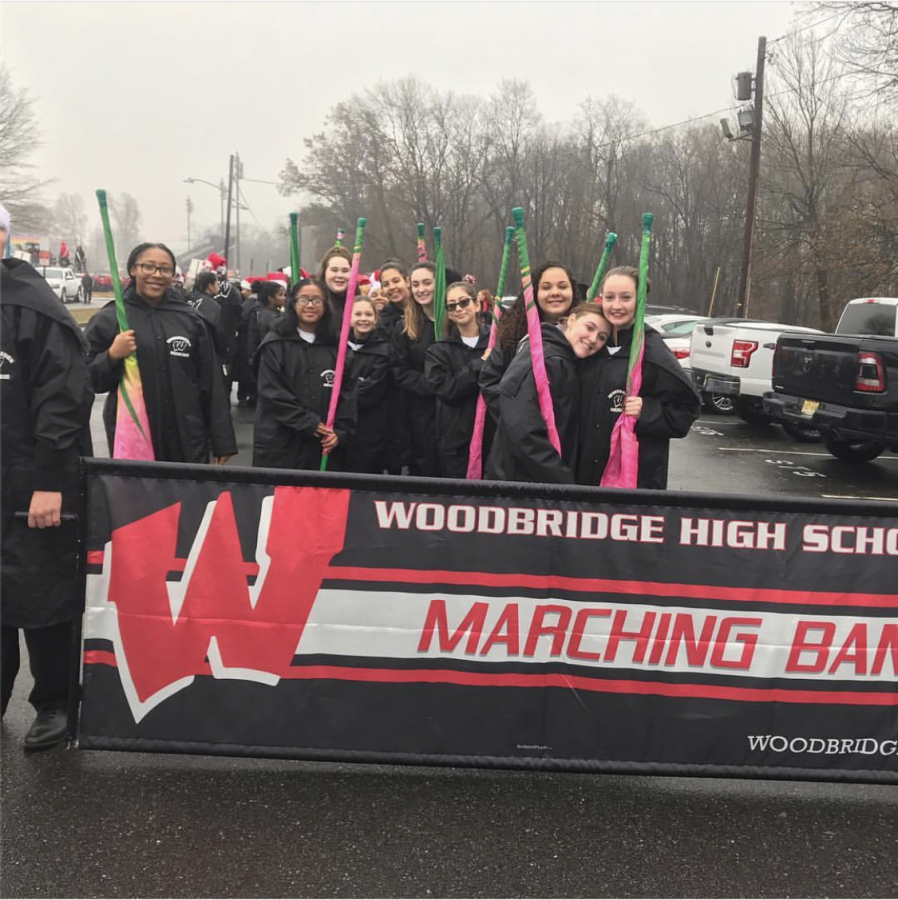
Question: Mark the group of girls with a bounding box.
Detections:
[85,240,700,489]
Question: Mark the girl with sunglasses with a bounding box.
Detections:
[344,296,391,474]
[424,282,493,478]
[84,242,236,464]
[253,278,357,471]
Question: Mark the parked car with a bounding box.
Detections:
[36,266,84,304]
[764,298,898,462]
[646,314,709,368]
[91,273,114,292]
[690,318,824,437]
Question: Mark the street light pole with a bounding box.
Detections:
[224,154,235,269]
[186,196,193,249]
[735,36,767,318]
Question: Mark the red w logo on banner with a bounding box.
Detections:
[105,486,351,718]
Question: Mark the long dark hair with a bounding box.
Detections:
[275,277,337,344]
[496,260,579,353]
[256,280,283,309]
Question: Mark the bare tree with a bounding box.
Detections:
[53,193,87,244]
[109,193,142,254]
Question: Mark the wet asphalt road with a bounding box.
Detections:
[2,399,897,899]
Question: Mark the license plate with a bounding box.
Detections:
[801,400,820,417]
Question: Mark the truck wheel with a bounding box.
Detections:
[703,392,734,414]
[735,397,772,425]
[60,289,67,303]
[823,437,886,463]
[781,421,821,443]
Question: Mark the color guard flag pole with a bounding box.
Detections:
[433,226,447,340]
[289,213,301,286]
[586,232,619,301]
[416,222,427,263]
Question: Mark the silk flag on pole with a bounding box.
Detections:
[433,227,447,340]
[320,217,367,471]
[95,190,155,461]
[289,213,301,286]
[466,225,515,479]
[601,212,654,488]
[586,232,619,302]
[416,223,427,263]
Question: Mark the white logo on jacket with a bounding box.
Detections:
[321,369,335,387]
[0,350,14,380]
[166,336,192,358]
[608,389,626,413]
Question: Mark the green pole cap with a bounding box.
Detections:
[642,213,654,230]
[511,207,525,227]
[505,226,515,242]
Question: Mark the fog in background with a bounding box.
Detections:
[1,1,798,268]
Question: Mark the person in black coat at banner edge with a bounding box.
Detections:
[1,219,94,750]
[84,243,237,464]
[575,266,701,489]
[344,295,391,474]
[253,277,357,471]
[235,280,284,408]
[186,269,227,372]
[317,245,352,324]
[425,280,493,479]
[486,304,611,484]
[377,260,412,475]
[214,268,244,399]
[479,260,578,421]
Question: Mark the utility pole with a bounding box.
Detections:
[224,154,234,267]
[735,36,766,318]
[218,178,226,240]
[235,152,244,273]
[186,196,194,249]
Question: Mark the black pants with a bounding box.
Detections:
[1,622,72,717]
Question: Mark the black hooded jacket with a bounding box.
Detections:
[84,285,237,462]
[485,325,581,484]
[390,320,439,477]
[574,326,701,489]
[425,322,492,479]
[253,328,357,471]
[1,258,94,627]
[214,279,244,369]
[186,288,226,366]
[344,331,391,473]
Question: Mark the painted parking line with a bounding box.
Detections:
[718,448,898,461]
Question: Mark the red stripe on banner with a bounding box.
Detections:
[81,652,896,706]
[324,567,897,610]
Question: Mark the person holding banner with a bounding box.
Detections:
[486,303,610,484]
[316,245,353,324]
[253,277,357,471]
[425,281,492,479]
[1,229,94,750]
[344,296,391,474]
[576,266,700,489]
[479,261,579,418]
[390,261,440,477]
[84,243,237,465]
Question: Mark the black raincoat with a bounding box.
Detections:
[1,259,94,628]
[84,286,237,462]
[186,288,226,368]
[253,329,357,471]
[574,326,701,489]
[376,303,408,472]
[214,279,244,373]
[425,323,492,479]
[390,322,439,477]
[344,332,391,474]
[485,325,581,484]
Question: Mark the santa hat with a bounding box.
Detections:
[358,275,371,287]
[267,271,289,285]
[205,252,227,274]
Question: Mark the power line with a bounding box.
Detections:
[768,8,849,45]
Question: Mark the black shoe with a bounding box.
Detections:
[24,708,67,751]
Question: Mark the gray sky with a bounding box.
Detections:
[1,1,800,255]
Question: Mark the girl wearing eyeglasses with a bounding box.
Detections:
[84,242,236,464]
[344,296,391,474]
[253,278,357,471]
[424,282,493,479]
[390,261,440,477]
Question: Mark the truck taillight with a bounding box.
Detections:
[672,347,690,360]
[855,352,885,393]
[731,340,758,368]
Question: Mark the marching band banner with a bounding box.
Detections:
[78,460,898,782]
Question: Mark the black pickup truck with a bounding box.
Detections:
[763,298,898,463]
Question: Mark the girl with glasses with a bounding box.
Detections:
[344,296,391,474]
[424,282,493,479]
[253,278,357,471]
[84,242,236,464]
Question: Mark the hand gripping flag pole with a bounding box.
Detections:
[95,189,155,461]
[513,206,561,454]
[466,225,514,479]
[601,212,654,488]
[289,213,301,286]
[586,232,619,301]
[319,217,366,471]
[433,226,447,340]
[416,222,427,263]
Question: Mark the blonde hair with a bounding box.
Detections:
[403,262,435,341]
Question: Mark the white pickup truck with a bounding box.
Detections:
[36,266,84,304]
[689,318,823,437]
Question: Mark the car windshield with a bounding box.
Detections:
[837,303,897,337]
[42,268,64,279]
[663,319,701,335]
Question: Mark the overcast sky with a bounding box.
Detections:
[2,1,801,257]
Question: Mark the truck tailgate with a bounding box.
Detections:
[774,334,862,405]
[689,323,738,373]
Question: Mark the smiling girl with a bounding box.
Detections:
[575,266,700,488]
[486,303,610,483]
[424,281,492,478]
[253,277,356,471]
[316,246,353,325]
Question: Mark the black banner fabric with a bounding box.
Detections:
[78,460,898,782]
